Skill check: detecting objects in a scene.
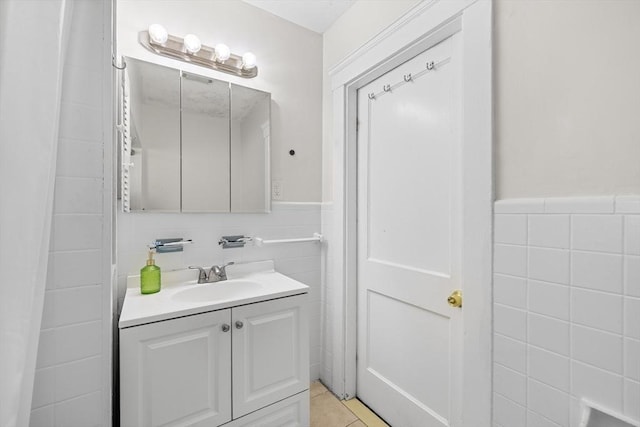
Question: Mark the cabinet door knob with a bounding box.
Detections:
[235,321,244,329]
[221,324,230,332]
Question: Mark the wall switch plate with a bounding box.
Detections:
[272,181,283,201]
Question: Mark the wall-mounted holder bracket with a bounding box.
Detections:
[579,399,638,427]
[153,238,193,253]
[219,235,252,249]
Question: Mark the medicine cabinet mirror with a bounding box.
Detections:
[121,57,270,213]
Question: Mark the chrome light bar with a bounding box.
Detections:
[138,30,258,79]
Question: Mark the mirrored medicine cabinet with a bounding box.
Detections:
[120,57,271,213]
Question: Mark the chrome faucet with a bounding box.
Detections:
[189,262,234,284]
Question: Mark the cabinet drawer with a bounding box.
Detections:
[223,391,310,427]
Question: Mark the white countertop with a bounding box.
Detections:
[119,260,308,328]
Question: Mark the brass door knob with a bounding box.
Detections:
[448,290,462,308]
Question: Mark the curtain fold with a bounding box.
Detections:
[0,1,73,425]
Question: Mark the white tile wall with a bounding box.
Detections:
[494,363,527,406]
[625,216,640,255]
[494,393,527,427]
[626,255,640,297]
[571,251,623,293]
[529,247,570,284]
[31,1,109,426]
[116,202,323,380]
[528,280,570,320]
[528,379,570,426]
[528,346,570,392]
[493,196,640,426]
[529,215,570,249]
[495,274,528,309]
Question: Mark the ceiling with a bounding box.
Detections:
[241,0,356,33]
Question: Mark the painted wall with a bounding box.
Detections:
[30,1,111,425]
[117,0,322,202]
[493,196,639,426]
[495,0,640,199]
[322,0,421,201]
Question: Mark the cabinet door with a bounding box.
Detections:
[120,309,232,427]
[232,294,309,417]
[223,391,309,427]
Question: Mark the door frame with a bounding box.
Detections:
[326,0,492,425]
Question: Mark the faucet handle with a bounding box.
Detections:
[210,262,235,281]
[188,266,208,283]
[210,261,234,271]
[221,261,235,279]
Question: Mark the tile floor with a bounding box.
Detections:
[310,381,389,427]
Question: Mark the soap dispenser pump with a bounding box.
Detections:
[140,248,161,294]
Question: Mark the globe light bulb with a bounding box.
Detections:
[148,24,168,44]
[183,34,201,54]
[242,52,257,69]
[215,43,231,62]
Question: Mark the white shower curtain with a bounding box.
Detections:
[0,0,73,425]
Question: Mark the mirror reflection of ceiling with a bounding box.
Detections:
[181,75,228,118]
[129,59,268,119]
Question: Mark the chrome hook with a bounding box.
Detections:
[403,73,412,82]
[383,84,391,92]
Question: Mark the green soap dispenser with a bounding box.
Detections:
[140,248,161,294]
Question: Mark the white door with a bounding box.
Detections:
[119,309,232,427]
[356,33,463,427]
[232,295,309,418]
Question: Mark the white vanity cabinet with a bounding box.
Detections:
[120,293,309,427]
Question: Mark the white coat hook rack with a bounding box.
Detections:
[254,233,323,247]
[367,57,450,101]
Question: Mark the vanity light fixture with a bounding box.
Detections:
[214,43,231,62]
[183,34,202,54]
[148,24,168,44]
[139,24,258,78]
[242,52,257,70]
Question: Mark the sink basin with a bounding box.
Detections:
[171,280,264,303]
[120,260,309,328]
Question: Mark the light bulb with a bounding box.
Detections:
[242,52,257,69]
[215,43,231,62]
[183,34,201,54]
[148,24,168,44]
